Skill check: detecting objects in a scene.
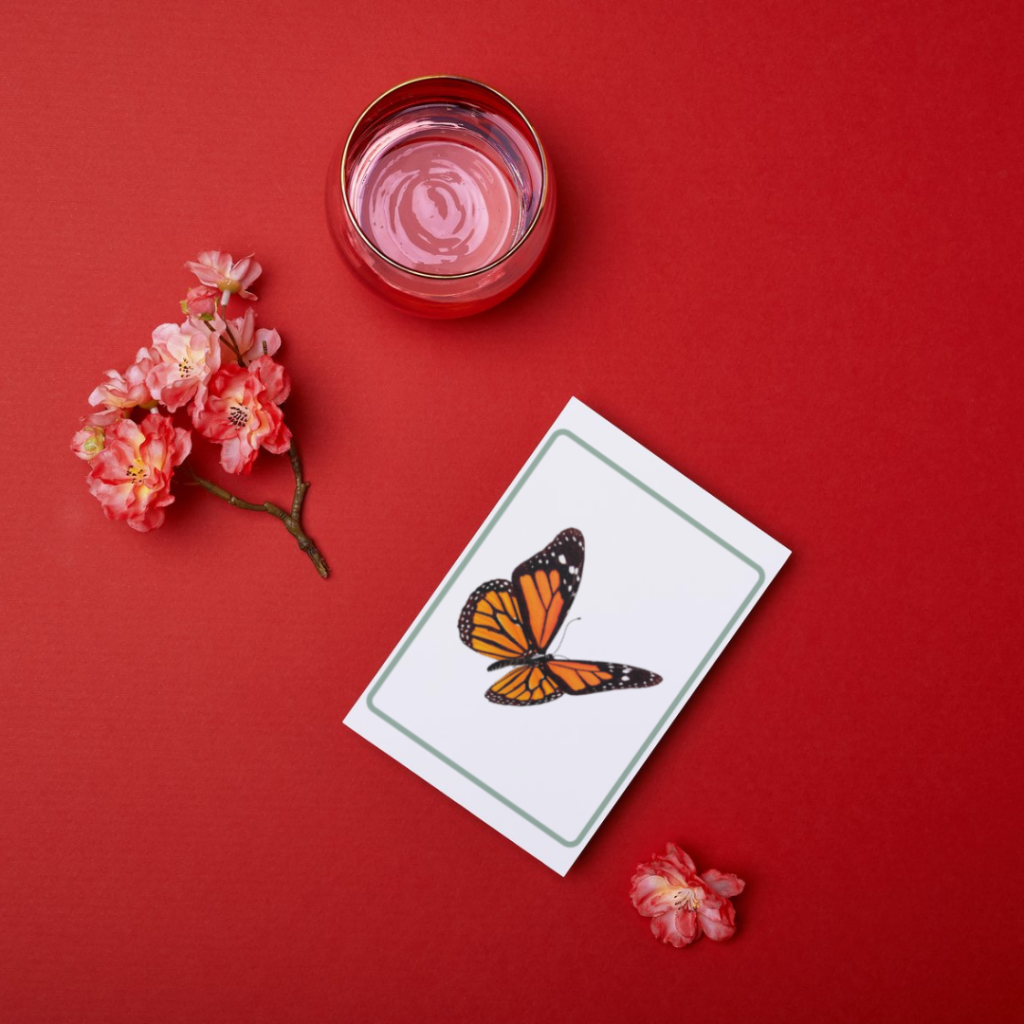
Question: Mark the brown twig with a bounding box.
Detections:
[187,444,329,579]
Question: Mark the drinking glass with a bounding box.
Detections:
[327,76,556,317]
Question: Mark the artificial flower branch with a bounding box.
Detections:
[72,251,331,579]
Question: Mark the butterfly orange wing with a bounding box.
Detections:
[485,664,564,706]
[458,579,534,661]
[511,528,585,653]
[545,660,662,695]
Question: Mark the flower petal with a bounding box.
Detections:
[697,900,737,942]
[701,869,745,899]
[251,355,290,404]
[662,842,697,875]
[651,908,699,948]
[630,873,679,917]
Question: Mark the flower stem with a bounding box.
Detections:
[288,440,310,519]
[220,320,246,368]
[187,446,329,579]
[198,315,245,368]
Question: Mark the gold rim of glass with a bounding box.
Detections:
[339,75,551,282]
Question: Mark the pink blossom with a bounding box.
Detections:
[192,356,291,474]
[70,407,121,461]
[88,348,157,413]
[146,320,222,412]
[181,285,219,317]
[227,307,281,365]
[185,251,262,303]
[630,843,745,947]
[86,413,192,532]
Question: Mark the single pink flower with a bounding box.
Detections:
[185,250,262,303]
[86,413,192,532]
[227,307,282,365]
[181,285,219,317]
[630,843,745,947]
[71,407,122,461]
[88,348,157,413]
[146,320,222,412]
[191,356,291,474]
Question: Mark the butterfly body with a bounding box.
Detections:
[487,652,558,672]
[459,528,663,706]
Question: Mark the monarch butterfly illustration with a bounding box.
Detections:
[458,528,663,706]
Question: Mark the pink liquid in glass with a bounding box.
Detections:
[347,103,543,276]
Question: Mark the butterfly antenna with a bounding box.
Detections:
[552,618,582,657]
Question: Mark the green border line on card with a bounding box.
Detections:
[366,429,766,848]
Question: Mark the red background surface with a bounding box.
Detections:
[2,1,1022,1021]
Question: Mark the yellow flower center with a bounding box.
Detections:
[126,460,148,483]
[177,357,195,378]
[228,404,249,429]
[671,887,700,912]
[84,429,104,455]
